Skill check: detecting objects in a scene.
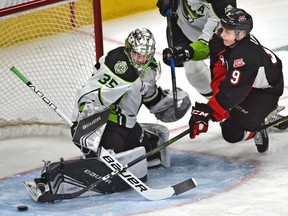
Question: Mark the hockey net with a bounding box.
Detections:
[0,0,102,139]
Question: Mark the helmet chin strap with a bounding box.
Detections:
[229,30,246,47]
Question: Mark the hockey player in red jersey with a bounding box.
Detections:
[188,8,284,152]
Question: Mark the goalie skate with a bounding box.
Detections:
[23,180,49,202]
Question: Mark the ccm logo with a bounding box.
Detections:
[102,155,148,192]
[192,110,209,117]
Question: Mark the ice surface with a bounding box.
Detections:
[1,0,288,215]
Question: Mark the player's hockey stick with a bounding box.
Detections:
[166,9,180,118]
[11,66,196,202]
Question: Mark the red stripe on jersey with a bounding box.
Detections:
[208,96,230,122]
[211,59,227,95]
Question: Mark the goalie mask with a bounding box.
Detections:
[125,28,157,78]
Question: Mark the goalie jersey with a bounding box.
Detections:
[71,46,161,128]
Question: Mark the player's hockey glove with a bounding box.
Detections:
[156,0,178,17]
[189,102,213,139]
[162,43,194,66]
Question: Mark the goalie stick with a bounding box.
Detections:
[10,66,197,202]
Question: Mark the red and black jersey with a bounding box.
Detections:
[207,34,284,121]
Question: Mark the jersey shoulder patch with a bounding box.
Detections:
[104,47,138,82]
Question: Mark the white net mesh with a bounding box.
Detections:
[1,0,32,8]
[0,0,97,139]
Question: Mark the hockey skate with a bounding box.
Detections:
[23,178,50,202]
[267,114,288,130]
[254,129,269,153]
[266,105,288,131]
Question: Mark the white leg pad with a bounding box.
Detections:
[115,146,147,179]
[140,123,171,167]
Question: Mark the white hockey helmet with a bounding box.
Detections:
[125,28,156,73]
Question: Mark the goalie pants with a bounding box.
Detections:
[87,121,158,157]
[220,89,279,143]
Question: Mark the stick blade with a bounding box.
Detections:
[141,178,197,201]
[172,178,197,195]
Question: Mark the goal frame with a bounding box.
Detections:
[0,0,103,62]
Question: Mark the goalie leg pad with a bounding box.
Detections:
[141,123,171,167]
[28,147,147,197]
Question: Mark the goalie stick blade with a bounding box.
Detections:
[137,177,197,201]
[173,178,197,195]
[132,178,197,201]
[99,147,197,201]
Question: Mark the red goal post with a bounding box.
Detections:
[0,0,103,139]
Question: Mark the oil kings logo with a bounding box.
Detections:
[28,83,57,110]
[114,61,128,74]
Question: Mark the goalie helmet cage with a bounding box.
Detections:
[0,0,103,139]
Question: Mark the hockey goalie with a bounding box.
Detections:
[23,28,191,202]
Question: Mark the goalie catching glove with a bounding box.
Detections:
[149,87,191,122]
[189,102,213,139]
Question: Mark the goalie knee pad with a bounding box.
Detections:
[115,146,147,180]
[149,88,191,122]
[141,123,171,167]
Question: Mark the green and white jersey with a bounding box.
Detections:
[72,47,160,128]
[177,0,236,43]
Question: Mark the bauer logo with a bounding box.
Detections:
[102,155,148,192]
[82,116,101,130]
[28,84,57,110]
[84,169,112,184]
